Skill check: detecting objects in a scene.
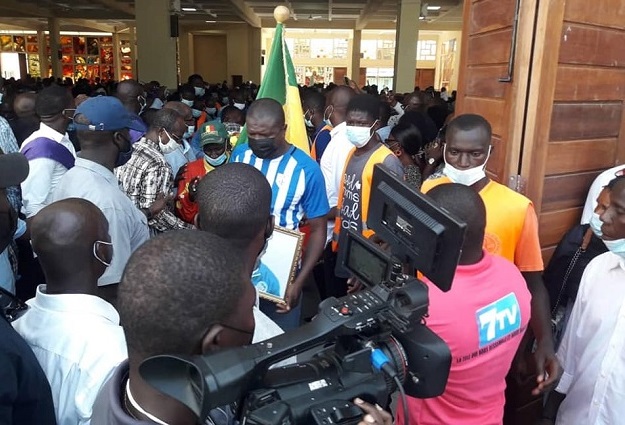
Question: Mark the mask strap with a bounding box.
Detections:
[93,240,112,267]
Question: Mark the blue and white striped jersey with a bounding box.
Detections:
[231,144,329,230]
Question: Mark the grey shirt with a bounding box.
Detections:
[91,360,237,425]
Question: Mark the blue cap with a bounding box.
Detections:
[73,96,146,132]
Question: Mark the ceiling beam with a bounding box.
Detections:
[59,19,118,33]
[0,0,53,17]
[223,0,261,27]
[260,18,355,29]
[355,0,387,30]
[92,0,135,17]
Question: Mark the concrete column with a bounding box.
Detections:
[48,17,62,79]
[248,26,262,84]
[178,31,193,81]
[393,0,420,92]
[129,26,137,79]
[37,30,49,78]
[112,32,122,81]
[134,0,177,87]
[350,29,362,82]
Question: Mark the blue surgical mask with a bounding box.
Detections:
[181,99,194,108]
[184,125,195,139]
[205,152,228,167]
[589,213,603,238]
[191,108,202,118]
[346,120,377,148]
[194,87,206,97]
[603,238,625,259]
[206,107,217,115]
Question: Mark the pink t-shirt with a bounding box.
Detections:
[398,252,531,425]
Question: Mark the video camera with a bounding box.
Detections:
[140,165,467,424]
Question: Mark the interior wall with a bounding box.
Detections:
[226,25,251,83]
[436,30,462,90]
[193,34,228,83]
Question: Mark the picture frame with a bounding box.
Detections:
[252,226,304,304]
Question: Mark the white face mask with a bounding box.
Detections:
[234,102,246,110]
[184,125,195,139]
[603,238,625,259]
[589,213,603,238]
[150,98,164,110]
[443,145,492,186]
[206,107,217,115]
[346,121,377,148]
[158,129,180,154]
[181,99,194,108]
[191,108,202,118]
[194,87,206,97]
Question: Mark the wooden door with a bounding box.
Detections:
[333,67,347,85]
[415,68,435,89]
[456,0,538,184]
[520,0,625,261]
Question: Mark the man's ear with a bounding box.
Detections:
[200,325,224,353]
[265,216,275,240]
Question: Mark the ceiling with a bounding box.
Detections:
[0,0,463,32]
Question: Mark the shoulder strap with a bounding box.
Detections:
[22,137,75,170]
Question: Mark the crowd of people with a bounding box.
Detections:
[0,72,623,425]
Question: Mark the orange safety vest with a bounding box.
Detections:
[310,124,333,162]
[332,144,394,252]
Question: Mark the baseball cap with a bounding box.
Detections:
[73,96,146,132]
[0,153,29,189]
[200,121,229,147]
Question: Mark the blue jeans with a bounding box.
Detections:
[259,296,302,331]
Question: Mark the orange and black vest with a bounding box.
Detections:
[332,144,394,252]
[310,124,333,162]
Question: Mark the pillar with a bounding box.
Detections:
[134,0,177,88]
[350,30,362,83]
[48,18,62,79]
[129,26,137,79]
[178,31,193,81]
[248,26,262,84]
[37,30,49,78]
[393,0,420,93]
[112,32,122,81]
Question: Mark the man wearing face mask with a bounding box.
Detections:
[539,175,625,425]
[188,74,207,98]
[20,85,77,219]
[303,90,332,163]
[116,108,194,234]
[331,95,403,289]
[421,114,561,414]
[231,98,329,330]
[12,198,128,425]
[175,122,230,224]
[51,96,149,304]
[162,101,197,177]
[179,84,208,130]
[91,230,255,425]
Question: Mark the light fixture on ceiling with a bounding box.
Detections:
[205,20,216,23]
[427,6,441,10]
[182,7,197,12]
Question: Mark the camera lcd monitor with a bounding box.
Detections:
[367,164,466,292]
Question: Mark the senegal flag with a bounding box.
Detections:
[236,22,310,155]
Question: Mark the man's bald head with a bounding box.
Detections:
[163,101,193,125]
[13,92,37,118]
[247,98,285,127]
[115,80,145,114]
[327,86,355,125]
[31,198,111,293]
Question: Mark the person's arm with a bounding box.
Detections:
[20,158,57,218]
[141,163,194,232]
[277,215,326,313]
[515,204,561,394]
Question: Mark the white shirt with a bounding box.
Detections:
[20,123,77,218]
[581,165,625,224]
[52,158,149,286]
[12,285,128,425]
[320,122,354,243]
[555,252,625,425]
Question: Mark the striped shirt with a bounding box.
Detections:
[231,144,329,230]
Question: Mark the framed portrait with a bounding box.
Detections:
[252,226,304,304]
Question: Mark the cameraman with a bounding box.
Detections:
[397,183,532,424]
[91,231,256,425]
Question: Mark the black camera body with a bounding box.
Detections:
[140,165,466,424]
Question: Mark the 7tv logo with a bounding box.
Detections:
[476,293,521,348]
